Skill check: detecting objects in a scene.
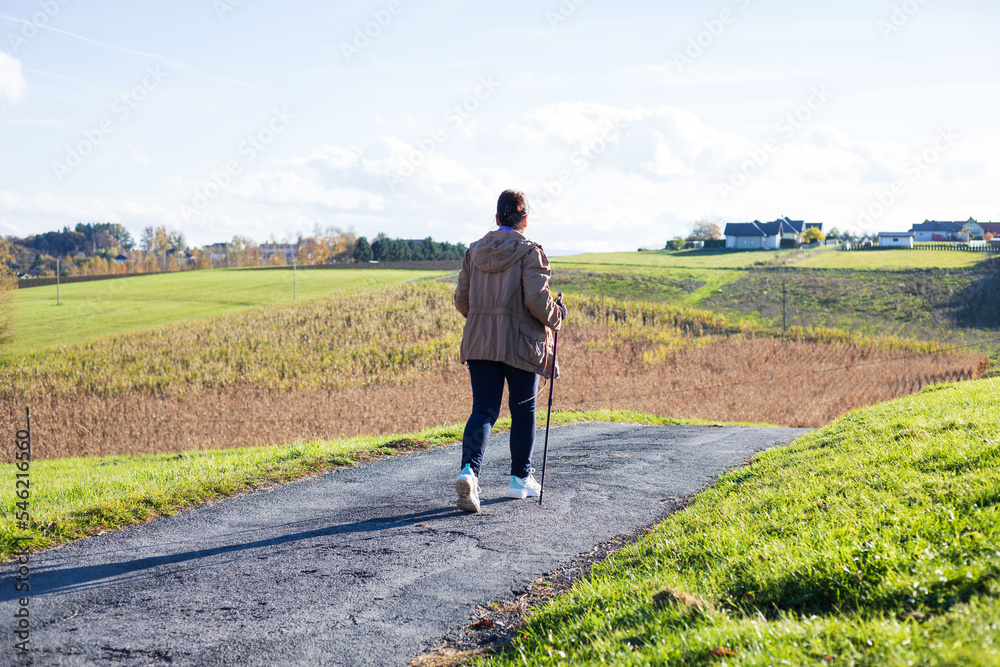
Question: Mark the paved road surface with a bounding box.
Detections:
[1,423,808,666]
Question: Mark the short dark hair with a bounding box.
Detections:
[496,190,529,229]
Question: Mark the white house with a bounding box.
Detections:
[909,220,968,242]
[724,218,824,250]
[877,232,914,248]
[724,221,781,250]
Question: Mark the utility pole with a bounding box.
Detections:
[781,271,787,339]
[56,258,61,306]
[293,259,297,303]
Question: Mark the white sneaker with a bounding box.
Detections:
[507,472,541,499]
[455,464,481,513]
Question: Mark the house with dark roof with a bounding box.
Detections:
[960,218,1000,239]
[774,217,823,238]
[909,220,968,242]
[724,221,780,250]
[724,218,824,250]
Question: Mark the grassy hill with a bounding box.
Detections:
[480,377,1000,666]
[8,268,449,356]
[704,264,1000,364]
[550,250,1000,366]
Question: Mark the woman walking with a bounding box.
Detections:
[453,190,566,513]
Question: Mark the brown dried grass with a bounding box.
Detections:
[0,324,986,461]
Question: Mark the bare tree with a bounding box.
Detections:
[688,217,724,241]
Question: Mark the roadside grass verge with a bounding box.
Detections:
[479,377,1000,666]
[0,410,719,561]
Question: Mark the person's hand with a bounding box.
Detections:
[559,304,568,320]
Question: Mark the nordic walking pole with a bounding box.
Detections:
[539,293,563,507]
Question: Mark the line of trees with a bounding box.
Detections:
[16,223,134,257]
[352,235,467,263]
[5,224,468,279]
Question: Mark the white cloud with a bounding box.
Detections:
[280,146,360,171]
[128,145,151,166]
[0,51,27,103]
[7,101,1000,251]
[233,170,386,211]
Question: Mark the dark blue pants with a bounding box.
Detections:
[461,360,539,479]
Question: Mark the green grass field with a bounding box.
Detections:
[794,249,991,270]
[9,269,448,356]
[550,265,741,308]
[480,377,1000,666]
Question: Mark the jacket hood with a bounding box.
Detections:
[469,230,538,273]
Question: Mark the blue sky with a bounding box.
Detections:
[0,0,997,254]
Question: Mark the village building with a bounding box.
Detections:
[961,218,1000,239]
[724,218,823,250]
[877,232,914,248]
[909,220,968,242]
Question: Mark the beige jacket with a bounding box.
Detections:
[455,229,563,379]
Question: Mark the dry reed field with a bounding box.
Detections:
[0,284,988,460]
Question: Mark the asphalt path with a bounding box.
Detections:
[1,423,808,666]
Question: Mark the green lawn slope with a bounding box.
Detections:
[481,377,1000,666]
[551,249,789,270]
[10,268,447,355]
[795,249,991,271]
